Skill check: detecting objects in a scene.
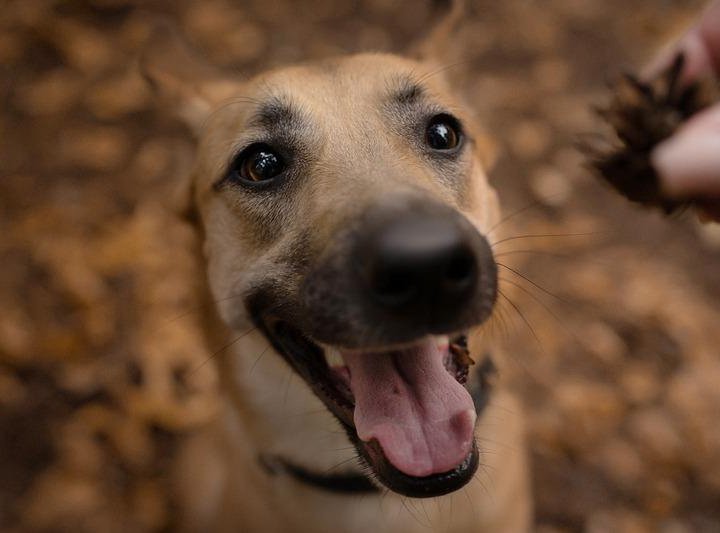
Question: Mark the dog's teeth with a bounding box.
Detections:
[324,347,344,367]
[435,335,450,350]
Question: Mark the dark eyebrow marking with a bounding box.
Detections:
[250,96,303,132]
[390,77,427,106]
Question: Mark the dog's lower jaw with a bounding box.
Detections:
[256,351,500,499]
[255,317,483,498]
[176,311,531,531]
[175,341,533,533]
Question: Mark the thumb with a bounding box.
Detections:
[652,103,720,200]
[642,0,720,82]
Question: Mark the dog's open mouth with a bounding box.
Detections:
[261,318,480,498]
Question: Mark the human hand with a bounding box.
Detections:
[647,1,720,221]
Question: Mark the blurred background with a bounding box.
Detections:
[1,0,719,531]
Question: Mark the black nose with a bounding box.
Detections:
[361,212,481,316]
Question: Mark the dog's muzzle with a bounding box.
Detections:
[300,199,497,349]
[248,197,499,498]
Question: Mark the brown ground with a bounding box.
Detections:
[1,1,719,532]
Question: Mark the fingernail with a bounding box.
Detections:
[652,133,720,199]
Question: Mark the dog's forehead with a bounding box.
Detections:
[230,53,462,139]
[257,53,449,105]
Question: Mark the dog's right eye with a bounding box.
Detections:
[229,144,286,185]
[425,114,463,152]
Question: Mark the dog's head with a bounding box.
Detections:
[143,5,502,498]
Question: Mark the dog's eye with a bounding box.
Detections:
[425,115,462,151]
[231,144,285,184]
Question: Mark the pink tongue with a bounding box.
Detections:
[341,339,476,478]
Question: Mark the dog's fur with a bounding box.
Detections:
[142,4,531,531]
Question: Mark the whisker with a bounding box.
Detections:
[415,59,475,85]
[324,454,361,475]
[486,198,549,238]
[149,294,243,336]
[198,95,262,135]
[473,463,497,501]
[419,500,432,529]
[496,263,569,305]
[408,498,432,529]
[475,429,520,452]
[490,230,611,248]
[248,342,272,375]
[499,276,585,347]
[494,248,571,259]
[480,304,506,344]
[485,296,540,383]
[494,248,619,272]
[190,325,258,374]
[488,299,512,342]
[496,290,550,376]
[497,289,541,347]
[400,496,429,529]
[462,483,482,527]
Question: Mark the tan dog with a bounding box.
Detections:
[142,3,531,531]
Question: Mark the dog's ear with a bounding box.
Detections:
[139,21,238,135]
[140,22,240,220]
[411,0,466,62]
[412,2,500,171]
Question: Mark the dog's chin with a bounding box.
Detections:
[258,318,480,499]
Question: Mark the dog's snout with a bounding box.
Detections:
[302,199,498,347]
[360,212,482,316]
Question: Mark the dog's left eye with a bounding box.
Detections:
[230,144,286,184]
[425,114,462,151]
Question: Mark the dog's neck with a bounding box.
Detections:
[258,454,378,494]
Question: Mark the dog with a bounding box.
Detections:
[141,2,531,531]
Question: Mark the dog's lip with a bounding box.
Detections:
[259,316,479,497]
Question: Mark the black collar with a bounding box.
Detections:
[258,354,496,495]
[259,454,379,493]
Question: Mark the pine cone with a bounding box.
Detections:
[586,54,720,214]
